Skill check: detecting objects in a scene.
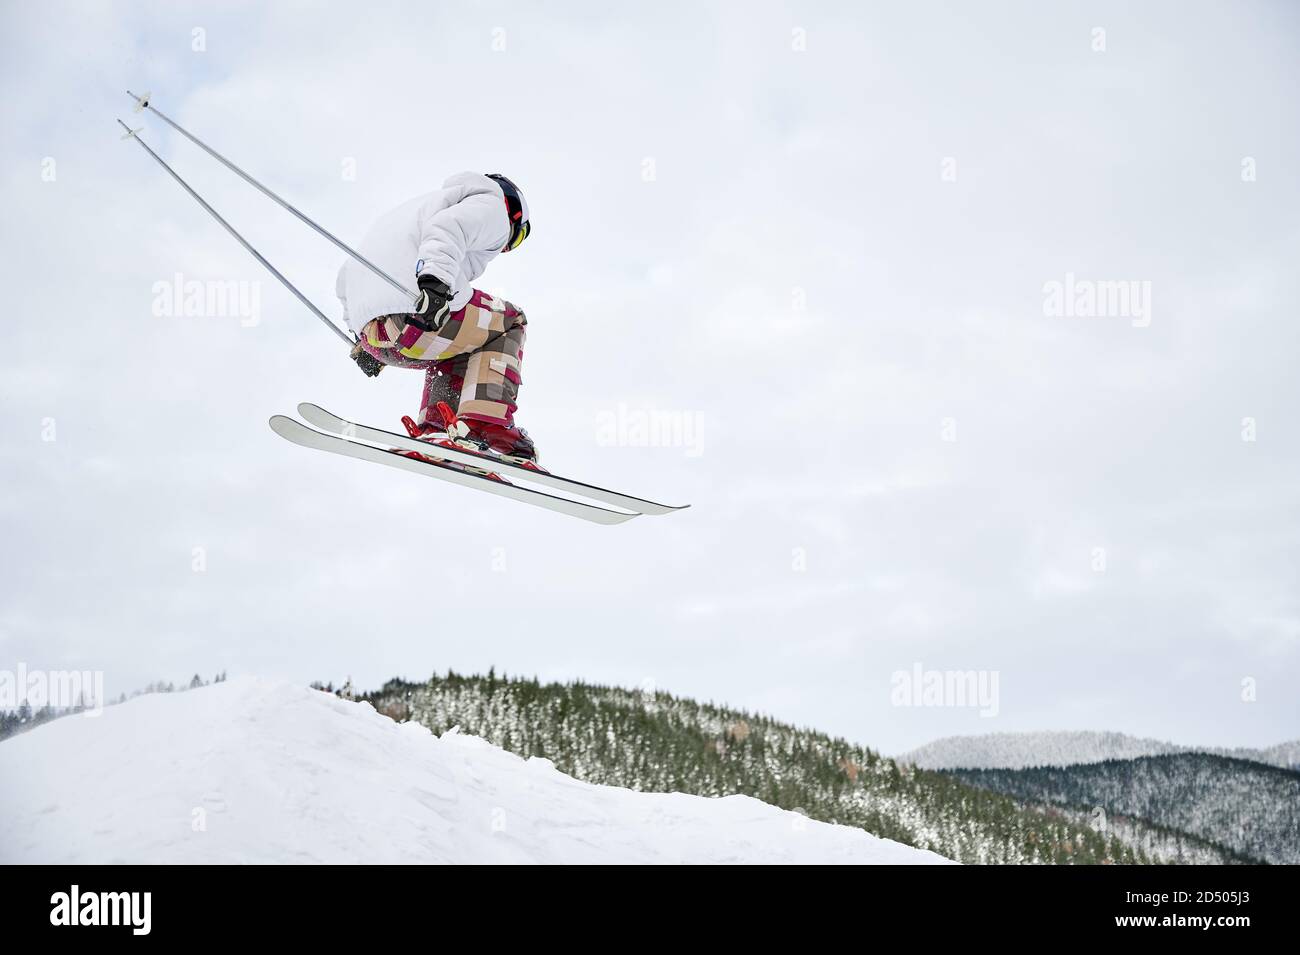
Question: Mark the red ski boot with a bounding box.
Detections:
[398,402,509,481]
[406,402,546,473]
[459,419,545,472]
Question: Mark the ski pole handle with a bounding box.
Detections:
[350,342,384,377]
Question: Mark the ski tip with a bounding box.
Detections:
[269,414,312,439]
[630,501,691,516]
[269,414,338,452]
[297,402,345,436]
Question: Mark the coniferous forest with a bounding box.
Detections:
[948,754,1300,864]
[358,671,1254,865]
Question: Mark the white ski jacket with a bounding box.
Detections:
[336,172,512,334]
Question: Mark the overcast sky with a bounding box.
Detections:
[1,0,1296,754]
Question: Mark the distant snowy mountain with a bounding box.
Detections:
[0,677,948,865]
[898,731,1300,771]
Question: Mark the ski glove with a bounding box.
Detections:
[350,340,384,377]
[409,275,453,332]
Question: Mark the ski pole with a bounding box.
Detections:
[118,119,355,347]
[126,90,420,303]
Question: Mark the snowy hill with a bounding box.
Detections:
[898,731,1300,771]
[949,754,1300,864]
[366,672,1193,864]
[0,677,949,865]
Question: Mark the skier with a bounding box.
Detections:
[337,172,539,468]
[125,96,686,522]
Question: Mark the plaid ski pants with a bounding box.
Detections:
[356,289,527,428]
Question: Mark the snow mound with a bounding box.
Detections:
[1,677,949,864]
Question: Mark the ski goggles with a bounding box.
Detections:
[505,217,530,251]
[488,173,530,252]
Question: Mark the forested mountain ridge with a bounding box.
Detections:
[948,753,1300,864]
[358,671,1242,864]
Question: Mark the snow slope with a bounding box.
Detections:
[0,678,949,864]
[898,731,1300,771]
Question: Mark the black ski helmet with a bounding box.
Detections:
[486,173,530,252]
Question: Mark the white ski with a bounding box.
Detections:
[295,402,688,517]
[269,416,638,525]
